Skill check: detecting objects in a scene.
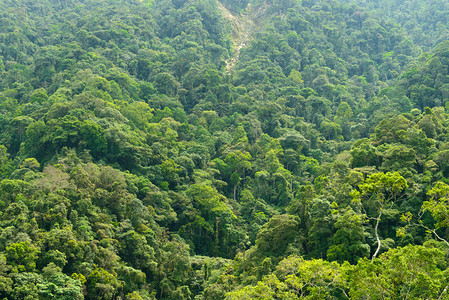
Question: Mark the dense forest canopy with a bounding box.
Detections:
[0,0,449,298]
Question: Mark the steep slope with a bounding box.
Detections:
[219,1,270,71]
[1,0,449,299]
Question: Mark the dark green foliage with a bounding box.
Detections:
[1,0,449,298]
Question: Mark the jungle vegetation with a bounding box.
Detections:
[0,0,449,298]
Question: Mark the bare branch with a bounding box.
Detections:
[405,221,449,247]
[371,210,383,261]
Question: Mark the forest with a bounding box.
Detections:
[0,0,449,298]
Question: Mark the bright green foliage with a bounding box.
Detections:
[349,243,449,299]
[0,0,449,298]
[425,182,449,230]
[275,256,350,299]
[30,88,48,104]
[355,172,408,260]
[335,102,353,121]
[226,274,296,300]
[358,172,408,198]
[186,184,232,219]
[228,256,350,299]
[38,263,84,300]
[87,266,123,300]
[6,242,40,272]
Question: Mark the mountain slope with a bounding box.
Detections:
[219,1,270,71]
[0,0,449,299]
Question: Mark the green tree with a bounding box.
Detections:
[6,241,40,272]
[0,145,12,178]
[327,208,370,264]
[254,215,301,260]
[353,172,408,260]
[350,243,449,299]
[80,120,107,158]
[275,256,350,299]
[218,150,252,200]
[87,266,122,300]
[401,181,449,245]
[350,138,380,168]
[38,263,84,300]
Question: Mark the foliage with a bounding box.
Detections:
[0,0,449,298]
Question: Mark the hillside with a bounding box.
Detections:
[219,2,270,70]
[0,0,449,299]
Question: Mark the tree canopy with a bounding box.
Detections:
[1,0,449,298]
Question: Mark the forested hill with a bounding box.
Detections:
[0,0,449,298]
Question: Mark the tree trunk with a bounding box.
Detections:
[371,209,383,261]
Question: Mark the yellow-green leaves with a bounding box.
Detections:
[6,241,40,272]
[359,171,408,198]
[227,256,350,299]
[425,181,449,229]
[350,244,449,299]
